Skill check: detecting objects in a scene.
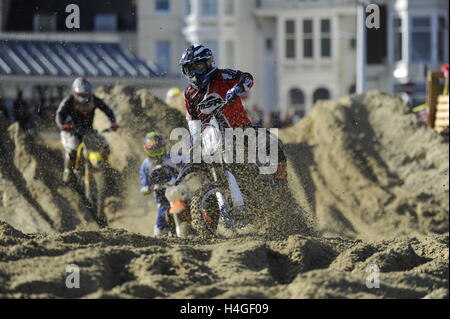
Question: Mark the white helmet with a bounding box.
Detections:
[72,77,93,106]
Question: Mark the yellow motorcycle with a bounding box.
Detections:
[74,128,112,227]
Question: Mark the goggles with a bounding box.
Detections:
[182,62,208,77]
[74,92,92,105]
[144,144,166,158]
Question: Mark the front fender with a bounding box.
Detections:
[88,152,104,168]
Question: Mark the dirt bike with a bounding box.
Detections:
[145,164,181,236]
[176,100,277,239]
[73,127,112,228]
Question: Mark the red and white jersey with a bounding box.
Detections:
[184,68,253,128]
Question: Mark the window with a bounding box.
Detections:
[285,20,296,58]
[224,40,235,68]
[313,88,330,103]
[393,17,403,62]
[411,17,431,62]
[202,0,218,16]
[185,0,192,15]
[320,19,331,58]
[289,88,305,117]
[33,14,57,32]
[349,85,356,94]
[303,19,313,58]
[350,38,356,50]
[266,38,273,51]
[204,40,219,62]
[156,41,171,73]
[224,0,234,16]
[94,14,117,32]
[438,16,447,62]
[289,88,305,107]
[155,0,170,12]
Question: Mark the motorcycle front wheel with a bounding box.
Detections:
[190,184,224,239]
[84,166,107,228]
[93,170,108,228]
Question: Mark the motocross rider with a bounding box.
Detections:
[179,44,288,180]
[139,132,191,237]
[55,77,119,183]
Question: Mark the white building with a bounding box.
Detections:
[137,0,187,76]
[139,0,448,118]
[380,0,449,105]
[1,0,447,119]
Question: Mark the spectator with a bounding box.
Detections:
[292,110,304,124]
[399,91,414,107]
[272,111,283,128]
[441,63,449,95]
[264,111,283,128]
[249,104,263,127]
[281,112,292,127]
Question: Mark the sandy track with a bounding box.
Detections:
[0,222,447,299]
[0,88,448,298]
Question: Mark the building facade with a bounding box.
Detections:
[137,0,187,76]
[1,0,448,119]
[139,0,448,118]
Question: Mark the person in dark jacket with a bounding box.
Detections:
[55,77,119,182]
[179,44,288,180]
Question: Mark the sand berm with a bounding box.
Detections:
[0,87,448,298]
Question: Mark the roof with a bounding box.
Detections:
[0,39,159,78]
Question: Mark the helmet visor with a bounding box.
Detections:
[182,62,208,77]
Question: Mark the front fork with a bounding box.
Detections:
[84,161,93,201]
[210,166,245,213]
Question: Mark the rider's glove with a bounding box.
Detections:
[111,124,120,132]
[61,124,72,131]
[225,85,244,103]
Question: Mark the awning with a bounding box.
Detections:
[0,39,159,78]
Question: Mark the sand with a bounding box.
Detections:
[280,91,448,240]
[0,221,447,298]
[0,88,448,299]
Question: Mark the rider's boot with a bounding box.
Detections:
[63,151,76,183]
